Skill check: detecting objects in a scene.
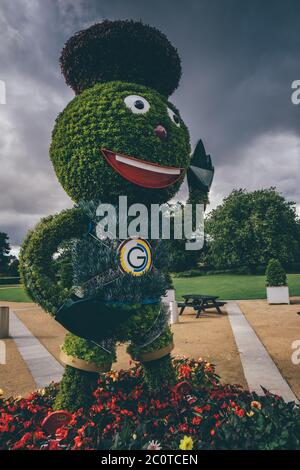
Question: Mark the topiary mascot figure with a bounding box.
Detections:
[20,20,214,412]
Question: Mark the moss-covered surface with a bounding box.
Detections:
[141,354,177,391]
[19,207,89,315]
[60,20,181,97]
[62,333,115,366]
[54,366,99,412]
[20,20,202,411]
[50,81,191,205]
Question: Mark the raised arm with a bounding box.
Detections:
[187,139,214,207]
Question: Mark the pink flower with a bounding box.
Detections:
[147,440,162,450]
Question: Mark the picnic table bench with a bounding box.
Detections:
[178,294,226,318]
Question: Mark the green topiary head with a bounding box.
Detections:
[50,20,192,205]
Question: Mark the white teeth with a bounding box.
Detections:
[116,155,181,175]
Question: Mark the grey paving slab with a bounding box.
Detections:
[226,302,298,403]
[9,310,64,389]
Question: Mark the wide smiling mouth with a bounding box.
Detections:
[101,148,184,189]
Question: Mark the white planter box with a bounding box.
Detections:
[266,286,290,304]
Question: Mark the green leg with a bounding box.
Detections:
[54,366,99,411]
[141,354,176,391]
[128,324,177,391]
[54,333,115,411]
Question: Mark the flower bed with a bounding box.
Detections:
[0,358,299,450]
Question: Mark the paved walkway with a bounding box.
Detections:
[9,310,64,389]
[226,302,298,403]
[2,303,299,403]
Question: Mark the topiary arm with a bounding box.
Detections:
[19,208,89,315]
[187,139,214,207]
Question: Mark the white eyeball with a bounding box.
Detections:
[124,95,150,114]
[167,107,180,127]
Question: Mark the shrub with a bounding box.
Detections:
[266,259,287,287]
[0,277,20,285]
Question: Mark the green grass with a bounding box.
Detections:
[0,274,299,303]
[173,274,300,300]
[0,286,31,302]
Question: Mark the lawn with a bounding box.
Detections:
[0,286,31,302]
[173,273,300,300]
[0,274,299,302]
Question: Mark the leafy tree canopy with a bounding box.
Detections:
[205,188,300,272]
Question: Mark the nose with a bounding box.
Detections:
[154,124,167,140]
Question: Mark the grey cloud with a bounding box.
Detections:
[0,0,299,248]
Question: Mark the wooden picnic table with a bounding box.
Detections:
[178,294,226,318]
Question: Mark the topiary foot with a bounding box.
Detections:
[141,354,177,391]
[54,366,99,412]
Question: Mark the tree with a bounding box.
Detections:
[205,188,300,272]
[0,232,11,273]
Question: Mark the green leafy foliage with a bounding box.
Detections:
[266,258,287,286]
[50,81,191,205]
[19,207,90,314]
[54,366,99,412]
[20,21,199,410]
[60,20,181,97]
[62,333,116,366]
[205,188,300,272]
[141,354,176,391]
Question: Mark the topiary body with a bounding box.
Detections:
[20,20,214,411]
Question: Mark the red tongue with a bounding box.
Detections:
[101,149,183,189]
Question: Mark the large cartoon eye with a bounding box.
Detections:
[167,107,180,127]
[124,95,150,114]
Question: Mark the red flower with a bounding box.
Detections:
[178,365,192,379]
[138,404,144,414]
[235,408,245,418]
[178,423,189,433]
[203,404,211,412]
[120,409,133,416]
[48,440,61,450]
[193,406,203,414]
[12,432,32,450]
[55,427,69,440]
[192,416,201,426]
[74,436,83,448]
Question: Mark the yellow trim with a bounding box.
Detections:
[138,341,174,362]
[60,349,112,373]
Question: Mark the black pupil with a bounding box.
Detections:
[173,114,179,124]
[134,100,144,109]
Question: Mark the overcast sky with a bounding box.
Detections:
[0,0,299,252]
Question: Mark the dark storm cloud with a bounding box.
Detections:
[0,0,299,247]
